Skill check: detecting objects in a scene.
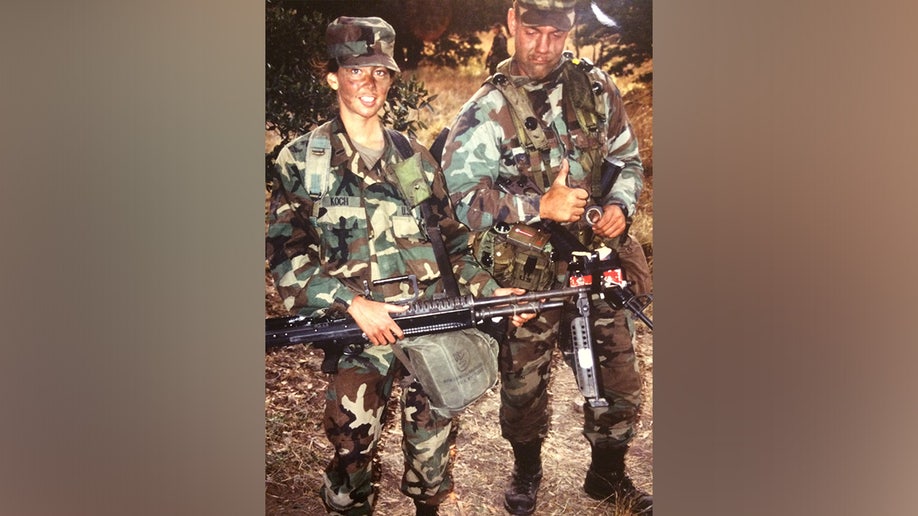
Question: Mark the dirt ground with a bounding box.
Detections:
[265,274,653,516]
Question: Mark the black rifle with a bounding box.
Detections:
[266,259,635,408]
[263,251,637,368]
[266,279,584,373]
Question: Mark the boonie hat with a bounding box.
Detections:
[326,16,401,73]
[516,0,577,31]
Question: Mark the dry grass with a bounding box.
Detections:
[265,47,653,515]
[265,333,652,516]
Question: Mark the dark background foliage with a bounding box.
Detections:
[265,0,652,183]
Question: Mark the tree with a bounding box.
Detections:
[573,0,652,83]
[417,0,509,68]
[269,0,512,69]
[265,3,335,183]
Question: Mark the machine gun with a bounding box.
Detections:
[495,164,653,408]
[266,277,578,373]
[263,242,646,366]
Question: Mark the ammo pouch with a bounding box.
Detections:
[474,223,556,291]
[391,328,499,418]
[389,153,431,207]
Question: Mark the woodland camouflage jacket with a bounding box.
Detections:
[267,117,499,318]
[441,56,644,236]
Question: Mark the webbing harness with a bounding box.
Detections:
[300,123,460,297]
[489,53,607,198]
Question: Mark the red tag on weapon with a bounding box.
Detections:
[569,274,593,287]
[602,268,626,288]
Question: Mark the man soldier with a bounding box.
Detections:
[267,16,530,516]
[440,1,653,514]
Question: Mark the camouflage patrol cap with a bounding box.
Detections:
[515,0,577,31]
[326,16,400,73]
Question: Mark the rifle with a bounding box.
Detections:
[266,275,579,373]
[265,254,640,409]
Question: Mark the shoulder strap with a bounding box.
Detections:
[303,122,333,200]
[491,56,608,193]
[559,53,603,136]
[558,54,608,197]
[491,61,550,151]
[390,340,419,386]
[490,62,553,190]
[385,128,414,159]
[386,127,461,298]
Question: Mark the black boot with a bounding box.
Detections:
[503,439,543,515]
[583,443,653,514]
[414,500,439,516]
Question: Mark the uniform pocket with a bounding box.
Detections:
[314,202,370,267]
[390,214,425,242]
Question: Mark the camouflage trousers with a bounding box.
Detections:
[320,344,457,515]
[498,297,643,447]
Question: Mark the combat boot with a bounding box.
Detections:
[413,500,439,516]
[503,439,543,515]
[583,443,653,515]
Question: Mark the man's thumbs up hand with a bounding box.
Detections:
[539,159,589,223]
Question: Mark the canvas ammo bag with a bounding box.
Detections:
[391,327,499,418]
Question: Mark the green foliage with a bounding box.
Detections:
[422,34,484,68]
[573,0,653,83]
[419,0,508,67]
[383,75,438,140]
[265,1,438,185]
[265,4,335,182]
[442,0,511,34]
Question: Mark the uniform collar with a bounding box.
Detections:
[506,57,565,89]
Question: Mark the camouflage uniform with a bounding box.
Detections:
[267,16,499,515]
[268,117,500,514]
[440,50,646,449]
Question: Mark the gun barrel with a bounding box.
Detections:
[475,300,566,320]
[472,286,588,309]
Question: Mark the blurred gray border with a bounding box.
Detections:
[3,1,918,515]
